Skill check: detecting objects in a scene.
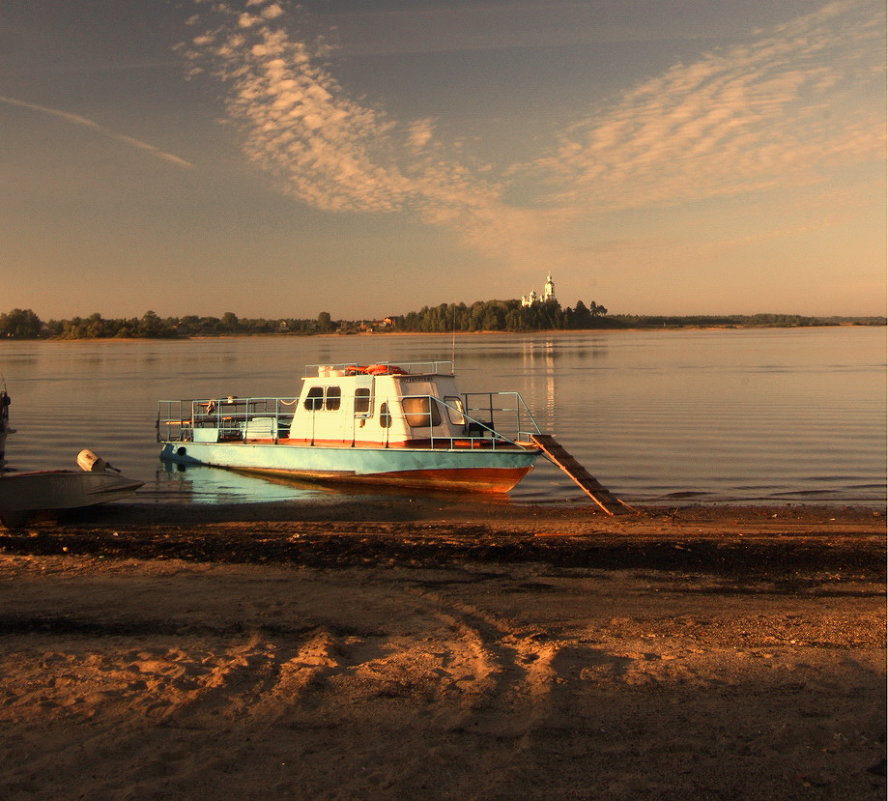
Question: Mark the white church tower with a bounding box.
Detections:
[523,273,556,307]
[543,273,555,302]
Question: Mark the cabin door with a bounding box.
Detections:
[352,376,374,432]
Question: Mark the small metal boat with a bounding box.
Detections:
[0,449,144,527]
[158,360,544,493]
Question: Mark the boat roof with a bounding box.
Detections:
[303,361,455,378]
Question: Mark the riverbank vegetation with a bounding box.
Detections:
[0,304,884,340]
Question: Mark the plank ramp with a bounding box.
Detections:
[530,434,634,516]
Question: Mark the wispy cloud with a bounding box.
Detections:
[183,18,414,213]
[0,95,195,169]
[181,0,583,264]
[182,0,884,266]
[518,0,885,213]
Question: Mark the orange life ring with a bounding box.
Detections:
[364,364,406,376]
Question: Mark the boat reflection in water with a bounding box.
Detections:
[157,461,333,505]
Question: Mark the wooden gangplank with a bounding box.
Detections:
[530,434,634,516]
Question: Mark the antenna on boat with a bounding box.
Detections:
[450,302,457,370]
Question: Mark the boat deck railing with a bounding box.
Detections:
[157,397,298,445]
[303,360,454,377]
[157,390,542,450]
[456,392,542,445]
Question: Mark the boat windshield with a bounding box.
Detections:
[444,396,465,425]
[402,397,442,428]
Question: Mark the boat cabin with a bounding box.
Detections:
[288,362,474,447]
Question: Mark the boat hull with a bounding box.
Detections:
[0,471,144,513]
[160,441,540,494]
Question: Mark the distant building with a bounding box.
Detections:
[522,273,556,307]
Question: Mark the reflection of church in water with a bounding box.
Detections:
[520,274,559,425]
[521,339,557,427]
[521,273,556,307]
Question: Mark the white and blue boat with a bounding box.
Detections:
[157,361,544,493]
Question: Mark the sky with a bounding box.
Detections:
[0,0,885,321]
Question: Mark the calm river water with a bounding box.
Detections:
[1,327,884,507]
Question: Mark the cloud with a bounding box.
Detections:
[406,119,436,152]
[517,0,885,213]
[182,0,569,264]
[185,12,413,212]
[0,95,195,169]
[182,0,884,268]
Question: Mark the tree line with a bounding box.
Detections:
[0,301,613,339]
[0,304,883,340]
[392,299,612,332]
[0,309,326,339]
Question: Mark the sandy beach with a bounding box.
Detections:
[0,500,884,800]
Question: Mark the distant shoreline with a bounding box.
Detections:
[2,304,884,341]
[2,320,884,343]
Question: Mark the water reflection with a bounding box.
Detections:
[154,462,328,504]
[520,339,558,429]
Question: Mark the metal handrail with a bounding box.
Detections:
[393,393,540,449]
[302,360,455,377]
[156,397,296,443]
[157,389,542,450]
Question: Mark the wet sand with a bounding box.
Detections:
[0,501,885,800]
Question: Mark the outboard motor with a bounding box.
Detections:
[77,449,113,473]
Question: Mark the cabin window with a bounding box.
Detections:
[325,386,341,411]
[380,402,392,428]
[402,396,442,428]
[304,386,324,410]
[354,388,371,415]
[444,396,465,425]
